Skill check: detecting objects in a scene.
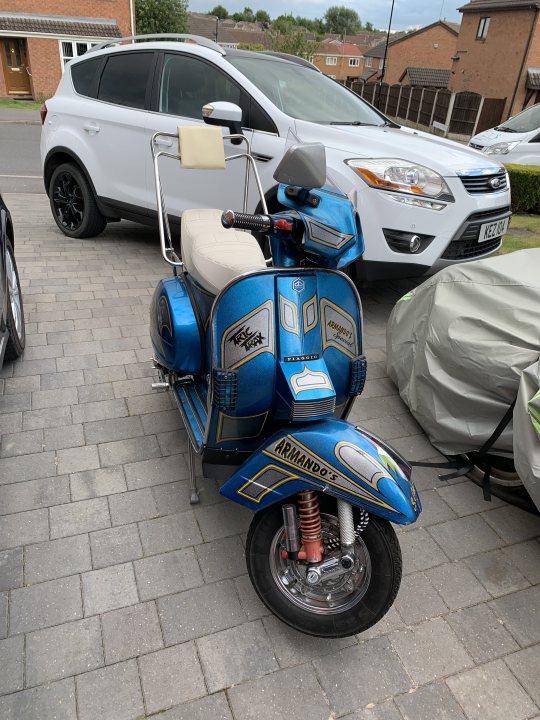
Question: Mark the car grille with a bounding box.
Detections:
[291,397,336,420]
[459,170,507,194]
[469,141,483,150]
[442,207,510,260]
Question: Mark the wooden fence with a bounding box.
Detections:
[349,81,506,138]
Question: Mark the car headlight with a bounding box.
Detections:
[345,159,454,204]
[483,141,520,155]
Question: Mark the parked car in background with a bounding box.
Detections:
[41,35,511,280]
[0,195,25,368]
[470,103,540,165]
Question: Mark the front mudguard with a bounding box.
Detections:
[219,419,421,525]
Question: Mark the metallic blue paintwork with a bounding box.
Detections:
[220,419,420,525]
[150,276,203,375]
[276,184,364,269]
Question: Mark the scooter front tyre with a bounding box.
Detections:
[246,499,402,638]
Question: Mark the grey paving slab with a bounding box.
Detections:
[505,644,540,706]
[446,604,520,664]
[194,534,246,583]
[395,682,467,720]
[124,454,189,490]
[0,476,70,515]
[70,464,127,500]
[0,677,77,720]
[394,571,448,624]
[134,547,203,600]
[98,434,161,467]
[446,660,538,720]
[158,579,246,644]
[101,600,163,663]
[75,660,144,720]
[490,585,540,647]
[50,497,110,538]
[108,488,158,526]
[465,548,530,597]
[83,415,144,444]
[234,574,271,621]
[427,515,503,560]
[82,562,139,616]
[0,547,23,590]
[197,620,278,692]
[360,604,406,641]
[43,424,85,451]
[90,523,143,569]
[227,664,330,720]
[482,505,540,544]
[0,508,49,550]
[10,574,83,635]
[152,477,223,515]
[138,642,206,714]
[0,635,24,694]
[403,488,456,530]
[399,527,449,574]
[425,562,491,610]
[390,617,474,685]
[341,699,403,720]
[438,481,505,517]
[138,510,202,556]
[151,692,233,720]
[500,539,540,584]
[262,614,354,668]
[0,451,56,484]
[194,502,252,542]
[0,591,7,638]
[25,616,103,686]
[313,637,411,716]
[0,428,43,457]
[25,534,92,584]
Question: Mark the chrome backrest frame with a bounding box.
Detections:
[151,130,268,269]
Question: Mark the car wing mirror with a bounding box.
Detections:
[203,101,243,144]
[273,143,327,189]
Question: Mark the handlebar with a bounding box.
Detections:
[221,210,274,233]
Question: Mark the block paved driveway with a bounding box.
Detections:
[1,192,540,720]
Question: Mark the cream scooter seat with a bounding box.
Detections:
[181,209,266,296]
[176,125,266,295]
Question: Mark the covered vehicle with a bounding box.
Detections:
[386,249,540,510]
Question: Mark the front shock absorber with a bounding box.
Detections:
[297,490,324,563]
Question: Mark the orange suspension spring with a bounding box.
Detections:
[297,490,324,563]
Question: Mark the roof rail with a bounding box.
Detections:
[89,34,226,55]
[260,51,320,72]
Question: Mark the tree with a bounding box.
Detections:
[209,5,228,19]
[270,28,321,60]
[242,6,255,22]
[364,21,374,32]
[255,9,271,23]
[324,6,361,35]
[136,0,189,34]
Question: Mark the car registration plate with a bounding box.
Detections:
[478,217,510,243]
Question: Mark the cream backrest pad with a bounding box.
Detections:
[178,126,226,169]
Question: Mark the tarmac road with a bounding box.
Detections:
[0,109,43,194]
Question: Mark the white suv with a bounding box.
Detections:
[41,35,511,280]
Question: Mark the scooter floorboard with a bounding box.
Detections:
[173,380,208,452]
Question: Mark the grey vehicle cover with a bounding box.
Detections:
[386,249,540,508]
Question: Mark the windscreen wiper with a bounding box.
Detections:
[329,121,377,126]
[494,125,517,133]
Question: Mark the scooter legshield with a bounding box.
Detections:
[219,418,421,524]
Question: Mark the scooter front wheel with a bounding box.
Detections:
[246,498,402,638]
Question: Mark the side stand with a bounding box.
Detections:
[188,442,200,505]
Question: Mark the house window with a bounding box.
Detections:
[60,40,95,70]
[326,56,337,66]
[379,58,385,70]
[349,58,359,67]
[477,16,490,39]
[365,57,372,68]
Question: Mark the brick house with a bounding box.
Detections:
[450,0,540,118]
[363,21,458,85]
[188,13,272,49]
[312,39,363,81]
[0,1,133,100]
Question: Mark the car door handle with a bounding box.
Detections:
[155,138,173,148]
[83,122,100,134]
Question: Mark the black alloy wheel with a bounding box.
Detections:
[49,163,106,239]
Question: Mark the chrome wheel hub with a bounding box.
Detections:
[6,250,22,339]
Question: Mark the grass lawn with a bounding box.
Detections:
[0,98,42,110]
[500,214,540,255]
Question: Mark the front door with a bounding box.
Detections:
[2,39,32,96]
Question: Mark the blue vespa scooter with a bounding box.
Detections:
[149,105,420,637]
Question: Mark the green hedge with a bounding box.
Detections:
[504,163,540,213]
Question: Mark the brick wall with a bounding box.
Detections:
[449,8,538,118]
[1,0,132,99]
[313,54,363,81]
[383,25,457,84]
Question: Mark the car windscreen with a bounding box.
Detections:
[497,103,540,133]
[227,55,386,126]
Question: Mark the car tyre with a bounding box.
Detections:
[49,162,106,238]
[4,238,25,361]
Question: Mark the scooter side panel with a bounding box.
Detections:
[219,418,421,525]
[205,269,363,451]
[150,276,203,375]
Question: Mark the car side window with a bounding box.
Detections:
[159,54,242,120]
[98,52,154,109]
[71,56,103,98]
